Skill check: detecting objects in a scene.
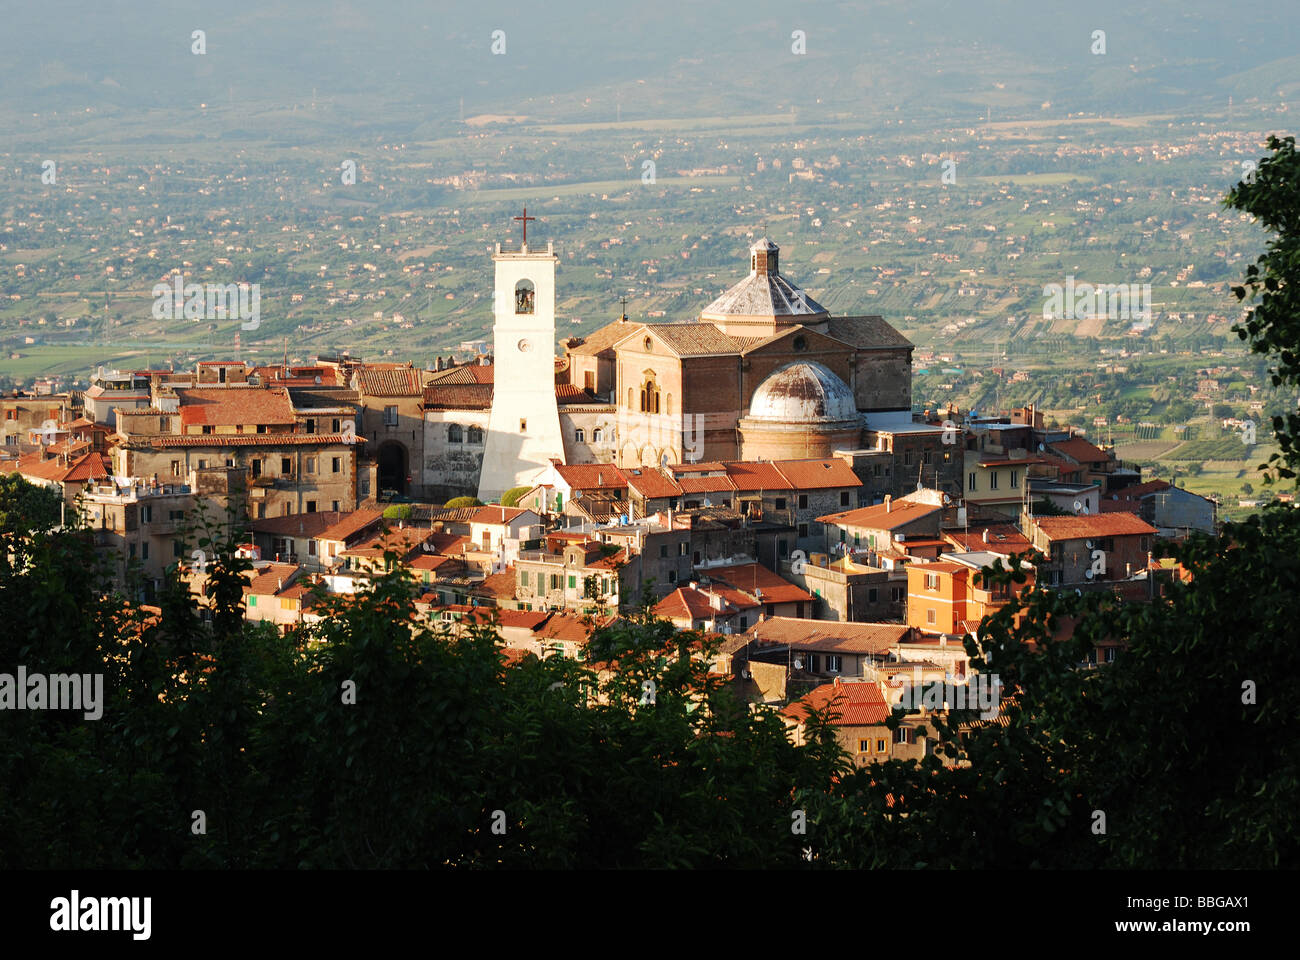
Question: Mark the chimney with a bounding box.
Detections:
[277,578,283,592]
[884,495,892,513]
[982,528,989,544]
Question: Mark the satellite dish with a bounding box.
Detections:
[942,494,951,505]
[1038,443,1045,452]
[793,658,804,670]
[1073,500,1082,512]
[1084,569,1094,580]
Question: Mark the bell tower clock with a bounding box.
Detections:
[477,208,566,502]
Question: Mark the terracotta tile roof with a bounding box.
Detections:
[942,524,1032,554]
[534,612,606,645]
[472,566,517,599]
[251,511,345,537]
[1032,513,1158,540]
[250,365,340,387]
[555,384,599,403]
[748,617,911,655]
[1112,479,1173,499]
[565,320,633,357]
[553,462,628,491]
[244,562,301,596]
[424,532,474,555]
[316,507,386,544]
[653,587,720,621]
[61,451,112,483]
[427,364,495,385]
[623,323,744,357]
[724,461,789,491]
[773,458,862,490]
[702,562,813,605]
[676,475,736,495]
[423,384,494,410]
[341,525,432,558]
[826,315,914,350]
[468,505,533,525]
[1048,437,1112,464]
[489,610,552,630]
[588,547,629,571]
[176,387,297,428]
[781,678,891,725]
[622,467,683,500]
[668,461,729,473]
[818,500,941,530]
[356,366,423,397]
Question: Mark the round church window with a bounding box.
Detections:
[793,334,808,352]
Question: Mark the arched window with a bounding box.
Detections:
[574,428,585,443]
[448,423,463,443]
[640,376,660,414]
[514,279,535,314]
[466,425,483,444]
[592,428,603,443]
[627,387,634,408]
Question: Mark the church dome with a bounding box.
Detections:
[700,238,828,323]
[747,361,858,423]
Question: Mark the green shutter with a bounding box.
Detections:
[568,575,576,589]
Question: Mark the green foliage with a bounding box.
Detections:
[500,486,532,508]
[381,504,414,520]
[1227,134,1300,479]
[444,496,483,508]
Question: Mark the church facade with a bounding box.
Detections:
[420,233,915,500]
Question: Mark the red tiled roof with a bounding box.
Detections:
[818,500,941,530]
[176,387,297,428]
[1112,479,1173,499]
[61,451,112,483]
[244,563,301,596]
[423,384,494,410]
[676,475,736,494]
[356,367,423,397]
[622,467,683,499]
[724,461,789,491]
[773,458,862,490]
[553,462,628,491]
[535,612,605,645]
[341,526,432,559]
[473,566,517,599]
[748,617,911,655]
[1033,512,1159,540]
[1049,437,1112,464]
[941,524,1032,554]
[654,587,721,621]
[468,505,533,525]
[781,679,890,726]
[316,507,386,544]
[423,532,474,555]
[588,547,629,571]
[702,562,813,605]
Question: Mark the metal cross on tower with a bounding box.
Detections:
[513,206,536,244]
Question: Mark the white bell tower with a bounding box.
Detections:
[477,209,565,502]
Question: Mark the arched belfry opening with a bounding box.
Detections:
[515,279,535,314]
